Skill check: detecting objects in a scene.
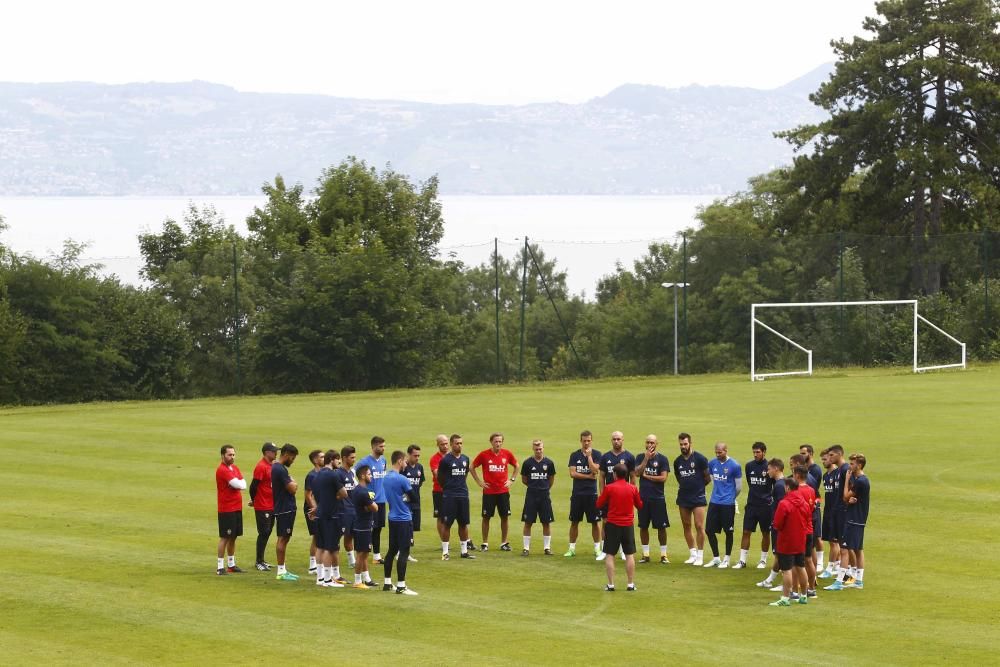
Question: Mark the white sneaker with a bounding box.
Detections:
[755,579,772,587]
[683,554,697,564]
[692,557,704,566]
[769,584,783,592]
[718,559,730,569]
[703,557,722,568]
[396,586,419,596]
[596,552,605,561]
[732,561,747,569]
[324,580,345,588]
[756,559,769,569]
[407,555,418,562]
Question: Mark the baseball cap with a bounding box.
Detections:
[261,442,278,453]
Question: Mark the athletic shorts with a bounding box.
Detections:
[432,492,443,518]
[374,503,386,529]
[602,523,637,556]
[410,505,421,531]
[388,520,413,554]
[218,511,243,538]
[305,513,318,536]
[676,496,708,509]
[777,552,805,571]
[254,509,274,536]
[843,523,865,550]
[812,507,822,539]
[318,517,342,552]
[831,511,847,543]
[521,493,554,524]
[339,513,356,535]
[353,529,372,553]
[275,512,295,537]
[822,508,836,542]
[804,533,815,557]
[568,495,600,523]
[743,505,772,533]
[638,497,670,529]
[482,492,512,518]
[706,503,736,533]
[441,496,470,528]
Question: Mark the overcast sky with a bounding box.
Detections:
[1,0,879,104]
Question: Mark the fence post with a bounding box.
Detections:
[682,232,688,373]
[232,242,242,395]
[494,237,501,382]
[985,228,991,349]
[519,237,528,381]
[838,230,845,364]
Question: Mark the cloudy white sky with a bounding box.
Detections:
[1,0,880,104]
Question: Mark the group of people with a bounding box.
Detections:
[214,430,871,600]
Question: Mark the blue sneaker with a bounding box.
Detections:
[817,569,834,579]
[824,580,844,591]
[846,580,864,590]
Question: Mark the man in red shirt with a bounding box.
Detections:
[215,444,247,575]
[429,434,449,542]
[596,464,643,591]
[769,476,810,606]
[249,442,278,571]
[471,432,519,552]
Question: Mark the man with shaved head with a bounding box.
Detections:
[428,434,449,542]
[703,442,742,569]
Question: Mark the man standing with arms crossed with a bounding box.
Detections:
[520,439,556,555]
[635,434,671,564]
[271,444,299,581]
[564,430,602,559]
[819,448,841,578]
[704,442,742,568]
[438,434,476,561]
[215,445,246,575]
[249,442,277,571]
[596,464,643,591]
[335,446,359,570]
[735,441,772,569]
[826,453,870,591]
[402,445,425,561]
[382,450,419,595]
[429,434,449,546]
[356,436,388,564]
[471,432,518,552]
[304,449,324,576]
[673,432,711,566]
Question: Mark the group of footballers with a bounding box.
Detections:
[214,429,870,602]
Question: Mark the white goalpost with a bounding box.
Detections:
[750,299,967,381]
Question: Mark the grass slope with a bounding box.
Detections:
[2,366,998,665]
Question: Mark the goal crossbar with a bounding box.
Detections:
[750,299,966,381]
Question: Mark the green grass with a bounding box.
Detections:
[2,365,999,665]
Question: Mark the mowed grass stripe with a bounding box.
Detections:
[2,365,998,664]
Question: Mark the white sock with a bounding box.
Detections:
[523,536,531,550]
[721,555,730,563]
[543,535,552,549]
[348,551,356,566]
[760,551,768,563]
[323,566,332,581]
[595,542,602,553]
[354,573,362,584]
[363,571,372,584]
[739,549,749,563]
[568,542,576,552]
[690,547,697,557]
[642,544,650,556]
[696,549,703,559]
[836,569,846,582]
[333,566,340,579]
[384,576,392,585]
[764,570,777,584]
[816,552,825,569]
[442,542,449,555]
[277,564,287,575]
[374,553,382,561]
[227,555,236,568]
[217,557,224,570]
[660,545,668,556]
[856,568,864,581]
[460,541,468,555]
[309,556,316,568]
[397,580,406,589]
[316,568,323,582]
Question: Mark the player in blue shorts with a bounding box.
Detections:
[756,458,787,589]
[437,434,476,561]
[520,439,556,555]
[736,441,772,569]
[826,453,870,591]
[565,430,602,559]
[350,465,379,589]
[335,446,359,569]
[818,448,841,578]
[703,442,742,568]
[304,449,324,576]
[635,434,671,564]
[314,449,347,587]
[271,444,299,580]
[673,432,711,566]
[402,444,425,561]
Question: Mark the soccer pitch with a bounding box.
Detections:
[2,366,998,664]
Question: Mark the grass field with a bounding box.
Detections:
[3,365,999,665]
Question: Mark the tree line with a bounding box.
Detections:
[1,0,998,405]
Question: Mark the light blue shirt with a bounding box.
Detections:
[383,470,413,522]
[356,455,387,503]
[708,457,742,505]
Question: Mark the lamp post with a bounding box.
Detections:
[661,282,691,375]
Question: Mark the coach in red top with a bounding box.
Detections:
[216,444,247,575]
[596,463,643,591]
[471,432,519,552]
[249,442,278,570]
[769,477,810,606]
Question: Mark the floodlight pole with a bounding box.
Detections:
[662,282,690,376]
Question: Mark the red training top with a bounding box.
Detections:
[216,463,244,513]
[772,492,810,554]
[792,484,817,535]
[596,478,643,527]
[252,458,274,511]
[430,451,444,493]
[472,448,519,495]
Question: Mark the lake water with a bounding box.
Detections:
[0,194,718,297]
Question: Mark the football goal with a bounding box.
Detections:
[750,300,966,381]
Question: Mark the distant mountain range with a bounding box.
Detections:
[0,65,833,196]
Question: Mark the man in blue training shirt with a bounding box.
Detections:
[382,450,418,595]
[356,436,388,565]
[437,434,476,561]
[703,442,742,569]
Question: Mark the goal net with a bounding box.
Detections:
[750,300,966,381]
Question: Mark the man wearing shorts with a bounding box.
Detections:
[565,430,602,559]
[736,441,772,569]
[215,445,246,575]
[314,449,346,588]
[819,448,841,578]
[673,432,711,566]
[596,464,643,591]
[471,432,518,552]
[827,453,870,591]
[635,434,671,564]
[335,446,359,569]
[704,442,742,569]
[271,443,299,581]
[304,449,324,576]
[356,436,388,564]
[350,465,379,589]
[768,476,810,606]
[402,444,425,559]
[428,434,449,542]
[437,434,476,561]
[249,442,277,571]
[599,431,635,561]
[519,439,556,555]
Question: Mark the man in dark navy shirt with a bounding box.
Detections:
[335,446,359,570]
[673,432,711,566]
[598,431,635,562]
[350,466,379,589]
[304,449,324,577]
[756,458,787,590]
[827,453,871,591]
[736,441,773,569]
[565,430,602,559]
[314,449,347,588]
[402,444,425,560]
[271,443,299,581]
[520,439,556,555]
[635,434,671,564]
[819,448,841,578]
[437,434,476,561]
